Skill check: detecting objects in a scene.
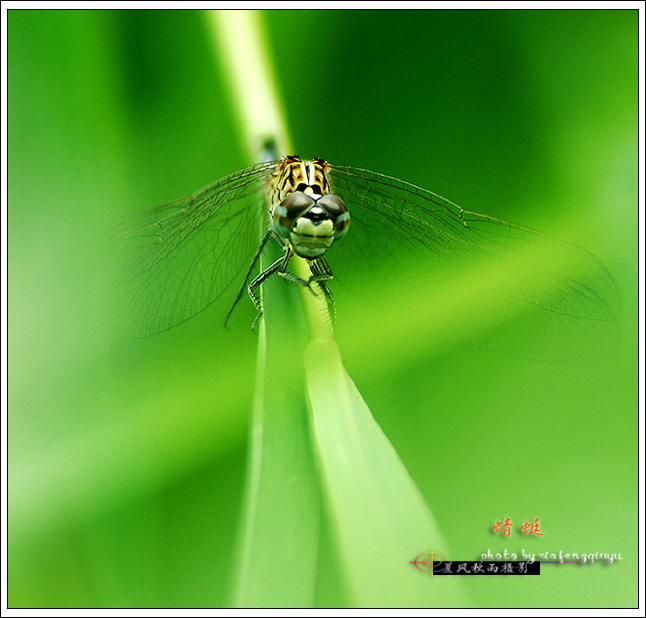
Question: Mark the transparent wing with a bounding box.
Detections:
[327,165,622,322]
[116,161,278,337]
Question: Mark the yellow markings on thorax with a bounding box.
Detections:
[271,157,331,208]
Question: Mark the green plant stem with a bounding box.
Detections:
[209,9,289,160]
[208,9,464,608]
[208,9,321,607]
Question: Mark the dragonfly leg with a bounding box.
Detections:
[278,257,337,330]
[231,236,337,332]
[277,254,332,293]
[224,229,275,328]
[247,245,295,331]
[310,257,336,332]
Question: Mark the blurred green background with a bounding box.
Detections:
[8,9,637,608]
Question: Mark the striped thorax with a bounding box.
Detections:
[269,156,350,259]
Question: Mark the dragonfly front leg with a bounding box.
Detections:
[309,257,336,331]
[279,257,336,330]
[247,247,336,332]
[276,255,332,294]
[224,228,275,328]
[247,246,293,331]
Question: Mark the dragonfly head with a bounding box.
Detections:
[272,191,350,259]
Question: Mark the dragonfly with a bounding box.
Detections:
[120,155,622,339]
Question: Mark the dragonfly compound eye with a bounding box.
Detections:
[273,191,315,238]
[318,194,351,240]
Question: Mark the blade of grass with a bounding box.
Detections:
[305,338,467,607]
[209,8,465,608]
[208,10,319,607]
[210,9,289,161]
[233,241,319,608]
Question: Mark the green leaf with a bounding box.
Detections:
[305,338,467,607]
[233,243,320,607]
